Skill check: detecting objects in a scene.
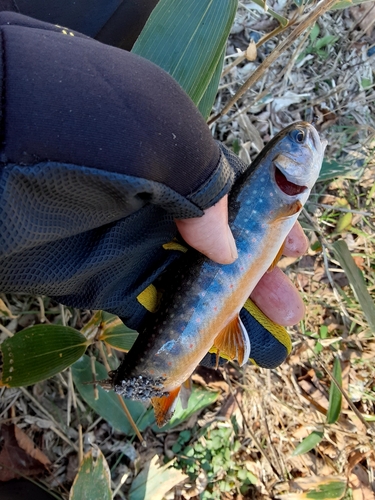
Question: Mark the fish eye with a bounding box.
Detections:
[290,128,305,144]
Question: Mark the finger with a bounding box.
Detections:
[175,195,238,265]
[250,267,305,326]
[283,222,309,257]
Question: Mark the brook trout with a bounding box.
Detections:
[106,122,326,426]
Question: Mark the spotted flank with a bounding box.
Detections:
[104,122,326,426]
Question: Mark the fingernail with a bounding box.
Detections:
[227,226,238,261]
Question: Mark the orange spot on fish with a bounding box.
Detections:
[230,284,234,288]
[189,343,193,349]
[168,361,172,366]
[213,307,218,311]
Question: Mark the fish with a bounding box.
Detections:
[104,121,326,426]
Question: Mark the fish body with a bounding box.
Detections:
[108,122,326,425]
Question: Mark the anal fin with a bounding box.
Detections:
[211,315,251,367]
[151,386,180,427]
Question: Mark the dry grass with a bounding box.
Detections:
[1,1,375,498]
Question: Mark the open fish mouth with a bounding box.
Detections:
[274,166,307,196]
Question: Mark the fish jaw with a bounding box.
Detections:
[271,122,325,194]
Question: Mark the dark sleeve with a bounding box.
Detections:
[0,0,160,50]
[0,12,238,218]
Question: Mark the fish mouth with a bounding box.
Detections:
[274,167,307,196]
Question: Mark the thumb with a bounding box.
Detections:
[175,195,238,264]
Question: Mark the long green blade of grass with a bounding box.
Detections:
[332,239,375,332]
[292,430,324,456]
[132,0,238,106]
[327,356,342,424]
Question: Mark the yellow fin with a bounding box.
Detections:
[211,316,251,367]
[151,387,180,427]
[268,241,285,272]
[136,284,159,313]
[162,240,188,253]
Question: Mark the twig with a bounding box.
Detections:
[37,297,46,323]
[208,0,339,125]
[0,323,14,337]
[97,342,146,446]
[19,387,79,452]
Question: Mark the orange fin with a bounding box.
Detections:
[271,200,302,222]
[268,240,285,272]
[211,315,251,367]
[151,387,180,427]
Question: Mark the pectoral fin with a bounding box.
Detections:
[210,315,251,367]
[151,386,181,427]
[268,241,285,272]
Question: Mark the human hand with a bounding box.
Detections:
[175,194,307,327]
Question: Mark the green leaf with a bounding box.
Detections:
[332,0,371,9]
[69,449,111,500]
[132,0,238,105]
[305,479,346,499]
[315,35,338,50]
[99,313,138,352]
[153,385,219,431]
[332,240,375,332]
[327,357,342,424]
[310,23,320,43]
[318,159,364,181]
[71,355,155,435]
[334,211,353,234]
[129,455,188,500]
[197,45,225,120]
[361,77,372,89]
[0,325,88,387]
[292,430,324,456]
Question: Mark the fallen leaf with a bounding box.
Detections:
[349,466,375,500]
[246,40,257,61]
[279,475,346,499]
[347,449,375,476]
[69,448,111,500]
[350,3,375,35]
[0,424,50,481]
[353,256,365,270]
[129,455,188,500]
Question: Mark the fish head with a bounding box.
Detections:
[270,121,326,208]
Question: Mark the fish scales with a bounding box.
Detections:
[107,122,326,425]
